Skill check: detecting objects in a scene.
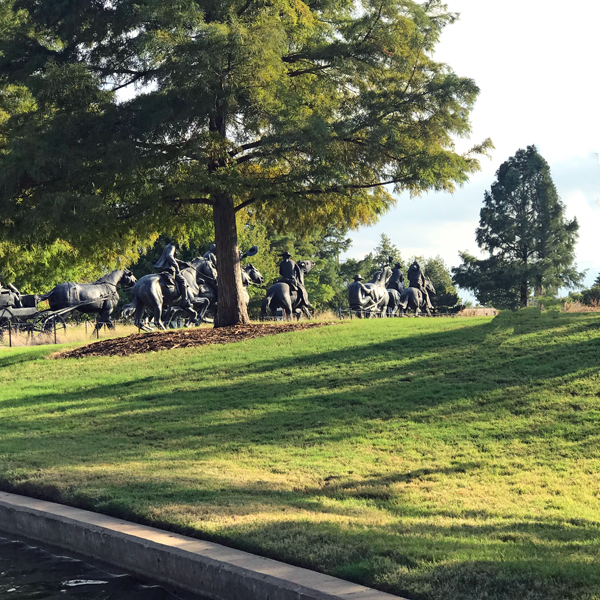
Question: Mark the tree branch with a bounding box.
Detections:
[166,197,213,206]
[109,73,148,92]
[361,4,384,44]
[237,0,253,16]
[287,64,332,77]
[234,197,259,212]
[90,66,159,77]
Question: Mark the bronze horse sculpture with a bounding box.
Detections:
[164,262,264,325]
[124,258,210,330]
[126,259,264,329]
[261,260,315,319]
[348,266,392,317]
[398,278,436,316]
[40,270,137,329]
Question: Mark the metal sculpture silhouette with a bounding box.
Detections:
[125,258,208,330]
[261,259,315,319]
[127,259,263,329]
[41,270,137,329]
[397,262,436,316]
[348,266,392,317]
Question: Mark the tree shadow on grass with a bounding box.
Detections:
[1,313,599,468]
[0,346,51,369]
[204,506,600,600]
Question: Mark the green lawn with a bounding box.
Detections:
[1,310,599,600]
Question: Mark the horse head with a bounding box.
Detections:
[425,278,436,295]
[243,263,264,286]
[96,269,136,287]
[191,257,217,284]
[369,265,392,287]
[121,269,137,287]
[297,260,316,274]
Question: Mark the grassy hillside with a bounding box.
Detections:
[1,311,599,600]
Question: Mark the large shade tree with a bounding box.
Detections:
[453,146,582,309]
[0,0,489,325]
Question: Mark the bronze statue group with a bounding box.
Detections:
[348,260,435,318]
[0,244,435,334]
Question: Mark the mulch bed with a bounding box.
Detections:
[55,322,337,359]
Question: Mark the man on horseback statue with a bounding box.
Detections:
[387,262,405,294]
[153,243,198,320]
[407,260,434,311]
[278,251,311,309]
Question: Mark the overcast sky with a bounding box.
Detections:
[341,0,600,292]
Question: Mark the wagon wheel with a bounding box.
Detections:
[33,314,67,336]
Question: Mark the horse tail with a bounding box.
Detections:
[121,297,137,319]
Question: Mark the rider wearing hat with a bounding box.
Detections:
[279,251,310,307]
[387,262,405,294]
[351,273,376,300]
[407,260,433,310]
[153,243,195,311]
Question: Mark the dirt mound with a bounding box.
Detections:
[55,322,336,359]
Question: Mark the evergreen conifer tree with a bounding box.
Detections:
[453,146,581,309]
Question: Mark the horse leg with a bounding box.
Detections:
[152,302,166,330]
[261,296,272,318]
[133,301,147,331]
[195,298,210,323]
[281,292,294,320]
[163,306,179,328]
[94,303,109,331]
[104,302,116,329]
[183,304,199,327]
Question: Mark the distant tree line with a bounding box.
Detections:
[567,274,600,306]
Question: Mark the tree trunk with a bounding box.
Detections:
[213,191,250,327]
[520,282,528,308]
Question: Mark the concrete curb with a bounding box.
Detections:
[0,491,404,600]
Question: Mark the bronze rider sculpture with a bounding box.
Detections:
[153,243,197,318]
[386,262,405,294]
[407,260,433,310]
[278,251,311,308]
